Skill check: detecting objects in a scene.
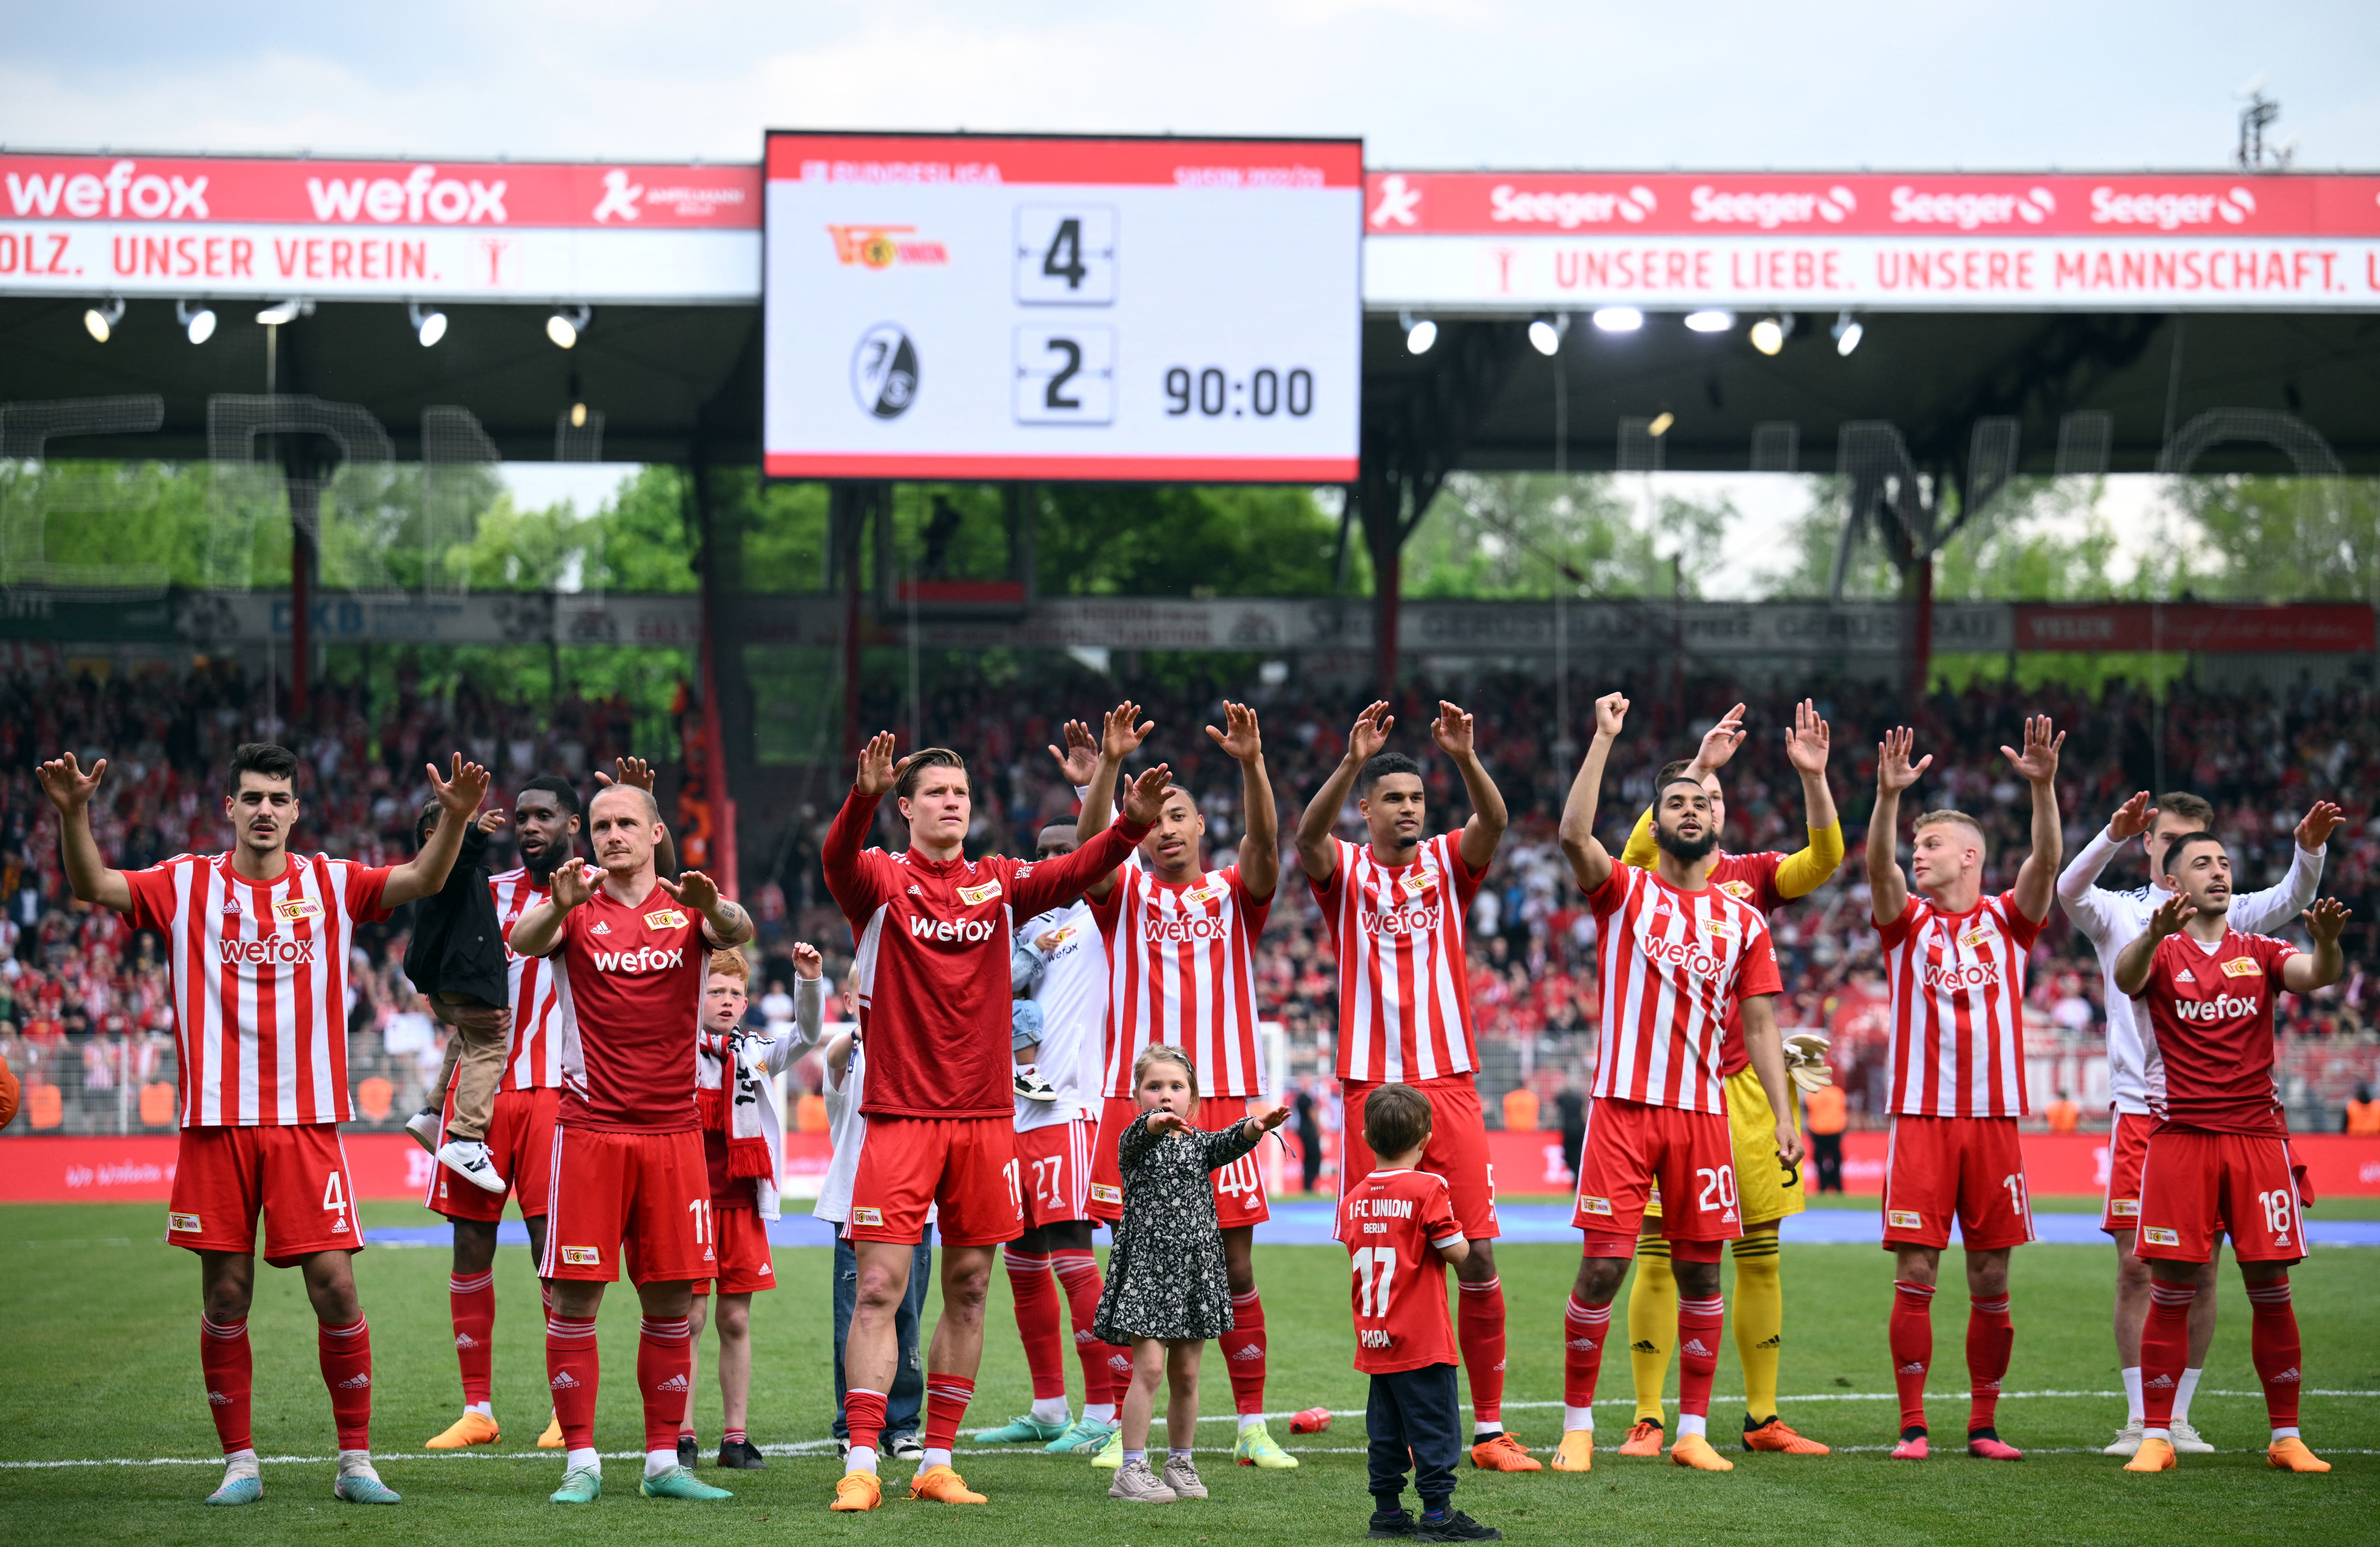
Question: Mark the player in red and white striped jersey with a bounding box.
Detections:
[1074,699,1305,1467]
[41,741,491,1507]
[1296,697,1531,1470]
[1865,717,2065,1462]
[1551,692,1802,1475]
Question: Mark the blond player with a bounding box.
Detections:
[1866,718,2063,1462]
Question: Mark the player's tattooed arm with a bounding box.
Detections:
[2113,889,2193,998]
[1435,700,1510,874]
[34,752,134,914]
[1867,727,1929,927]
[1209,701,1280,901]
[1558,692,1628,894]
[2282,898,2351,994]
[663,869,753,948]
[1295,700,1391,884]
[385,754,494,907]
[2005,714,2067,925]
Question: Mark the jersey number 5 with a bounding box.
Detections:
[1351,1245,1399,1317]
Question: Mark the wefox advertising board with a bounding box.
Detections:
[762,132,1362,482]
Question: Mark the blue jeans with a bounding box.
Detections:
[833,1229,932,1441]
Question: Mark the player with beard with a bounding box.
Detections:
[2111,839,2345,1475]
[40,742,492,1507]
[1075,699,1307,1470]
[1296,700,1534,1471]
[1551,693,1802,1474]
[1866,718,2064,1462]
[419,761,671,1454]
[1612,701,1842,1458]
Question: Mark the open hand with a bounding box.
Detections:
[856,731,900,797]
[1348,701,1393,763]
[1430,701,1476,760]
[2107,790,2153,842]
[2304,896,2351,947]
[1103,701,1154,763]
[593,756,658,793]
[1207,701,1263,762]
[2002,714,2064,784]
[1877,727,1931,793]
[35,752,106,814]
[552,860,597,911]
[2297,801,2343,852]
[1146,1110,1193,1138]
[2147,888,2196,940]
[429,753,492,817]
[658,869,720,915]
[1247,1102,1292,1134]
[1119,764,1175,827]
[792,942,823,979]
[1783,699,1831,776]
[1695,702,1747,773]
[1048,720,1099,786]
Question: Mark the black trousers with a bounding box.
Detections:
[1812,1130,1844,1193]
[1367,1363,1461,1512]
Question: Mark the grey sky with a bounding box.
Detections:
[3,2,2374,170]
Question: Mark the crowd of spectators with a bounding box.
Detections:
[2,652,2375,1136]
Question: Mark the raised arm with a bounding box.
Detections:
[35,754,133,914]
[1738,993,1805,1168]
[2003,714,2066,925]
[1432,701,1508,874]
[822,733,901,914]
[2236,801,2338,935]
[1208,701,1279,899]
[1073,701,1151,902]
[1620,704,1745,871]
[1012,764,1165,916]
[1868,727,1930,927]
[2113,890,2191,997]
[506,856,593,960]
[595,757,677,879]
[778,942,825,1058]
[656,867,754,949]
[1196,1102,1289,1171]
[2058,791,2149,941]
[1558,692,1629,896]
[1773,699,1845,899]
[2280,898,2350,994]
[382,755,492,907]
[1296,701,1391,884]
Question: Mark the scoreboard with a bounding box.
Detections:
[763,132,1361,482]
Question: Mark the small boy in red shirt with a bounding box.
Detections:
[1340,1085,1501,1543]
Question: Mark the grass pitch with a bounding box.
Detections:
[2,1198,2374,1546]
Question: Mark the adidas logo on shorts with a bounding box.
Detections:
[337,1373,371,1390]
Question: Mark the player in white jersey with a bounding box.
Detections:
[1076,699,1304,1470]
[1298,698,1538,1472]
[1865,718,2064,1462]
[41,741,490,1507]
[973,814,1128,1456]
[2055,786,2334,1455]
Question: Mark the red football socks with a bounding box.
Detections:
[637,1316,693,1453]
[1562,1294,1613,1408]
[1003,1250,1068,1401]
[316,1315,373,1452]
[844,1387,888,1456]
[199,1315,253,1455]
[1890,1280,1935,1434]
[1456,1276,1508,1428]
[545,1313,600,1449]
[1966,1294,2013,1434]
[1050,1248,1114,1406]
[2141,1280,2196,1428]
[2246,1276,2302,1430]
[923,1372,976,1452]
[1676,1294,1726,1422]
[449,1270,496,1406]
[1222,1288,1268,1415]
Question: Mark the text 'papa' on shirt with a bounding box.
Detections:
[822,786,1148,1121]
[1091,864,1271,1101]
[1585,865,1782,1115]
[1877,890,2044,1119]
[1338,1166,1465,1373]
[548,877,717,1134]
[125,852,390,1127]
[2133,928,2299,1135]
[1313,834,1485,1085]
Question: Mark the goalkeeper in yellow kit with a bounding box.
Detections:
[1607,701,1843,1460]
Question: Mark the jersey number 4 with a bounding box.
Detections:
[1351,1245,1401,1317]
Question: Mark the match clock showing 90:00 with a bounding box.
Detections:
[1165,364,1316,419]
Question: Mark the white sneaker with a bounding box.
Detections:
[1108,1459,1175,1503]
[436,1138,507,1193]
[1014,1069,1059,1103]
[2103,1420,2144,1456]
[404,1108,443,1153]
[2169,1419,2214,1454]
[1160,1455,1207,1499]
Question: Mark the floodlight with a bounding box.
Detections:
[84,297,126,343]
[1527,318,1562,356]
[1749,317,1785,356]
[1591,307,1644,333]
[176,299,216,345]
[1647,412,1675,437]
[409,302,448,348]
[1683,309,1734,334]
[547,305,592,349]
[256,298,308,326]
[1832,311,1863,356]
[1403,313,1438,355]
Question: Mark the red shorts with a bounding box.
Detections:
[541,1125,711,1285]
[688,1204,776,1296]
[1571,1097,1740,1256]
[2101,1110,2151,1234]
[1015,1117,1097,1229]
[426,1087,560,1222]
[1089,1095,1271,1227]
[2136,1127,2306,1265]
[1340,1075,1500,1241]
[1882,1115,2034,1251]
[849,1115,1022,1247]
[168,1124,365,1267]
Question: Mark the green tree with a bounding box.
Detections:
[1033,484,1343,596]
[1406,473,1731,599]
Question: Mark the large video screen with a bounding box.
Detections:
[763,132,1361,482]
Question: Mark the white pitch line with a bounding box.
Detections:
[5,1390,2371,1471]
